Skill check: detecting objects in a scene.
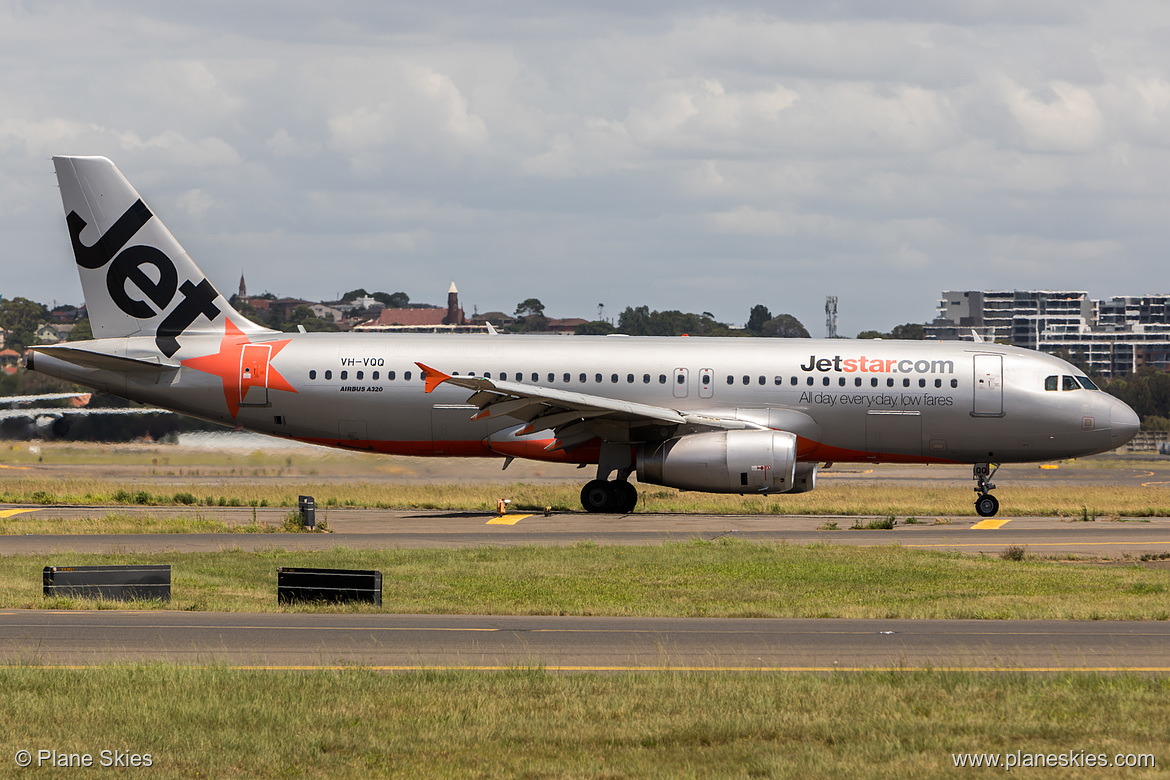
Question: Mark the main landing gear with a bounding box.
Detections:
[973,463,1000,517]
[581,479,638,514]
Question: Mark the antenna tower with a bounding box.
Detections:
[825,296,838,339]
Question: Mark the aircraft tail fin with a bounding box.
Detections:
[52,156,270,357]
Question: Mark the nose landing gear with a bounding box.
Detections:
[973,463,1000,517]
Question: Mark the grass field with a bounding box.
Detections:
[4,541,1168,620]
[3,477,1170,518]
[1,665,1164,778]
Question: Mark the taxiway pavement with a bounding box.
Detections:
[3,611,1169,671]
[3,506,1170,558]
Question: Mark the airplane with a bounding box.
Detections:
[28,156,1140,517]
[0,391,170,438]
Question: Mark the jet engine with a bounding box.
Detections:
[636,430,799,493]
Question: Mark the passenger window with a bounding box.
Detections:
[626,374,634,383]
[887,378,894,387]
[548,373,555,383]
[790,377,798,386]
[516,373,523,382]
[484,372,491,379]
[727,376,734,385]
[918,379,925,388]
[659,374,667,384]
[579,373,586,383]
[838,377,845,387]
[532,373,539,382]
[855,378,862,387]
[950,379,958,388]
[309,370,317,380]
[595,373,603,383]
[902,378,909,387]
[758,376,766,386]
[388,371,396,380]
[341,371,348,380]
[373,371,379,381]
[871,378,878,387]
[807,377,814,386]
[822,377,830,386]
[774,376,782,385]
[702,375,710,385]
[742,375,750,385]
[1077,376,1098,390]
[404,370,412,381]
[643,374,650,384]
[325,370,332,380]
[934,378,940,388]
[611,374,619,383]
[357,371,364,380]
[1062,375,1079,391]
[468,371,475,376]
[1045,376,1058,391]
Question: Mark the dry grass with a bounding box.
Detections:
[3,542,1169,620]
[0,665,1166,778]
[3,476,1170,517]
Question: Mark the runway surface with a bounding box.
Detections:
[4,505,1170,558]
[2,610,1168,671]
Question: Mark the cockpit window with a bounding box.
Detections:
[1045,376,1058,391]
[1062,375,1079,391]
[1076,376,1098,390]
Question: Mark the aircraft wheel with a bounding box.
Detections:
[615,481,638,513]
[975,494,999,518]
[581,480,613,513]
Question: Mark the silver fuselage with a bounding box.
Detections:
[30,332,1139,465]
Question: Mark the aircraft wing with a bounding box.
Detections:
[0,406,172,422]
[417,362,760,452]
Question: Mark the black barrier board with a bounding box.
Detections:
[277,567,382,605]
[43,565,171,602]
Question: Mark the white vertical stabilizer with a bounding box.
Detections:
[52,156,269,356]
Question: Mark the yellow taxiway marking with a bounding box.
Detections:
[486,514,531,525]
[970,518,1011,529]
[1141,481,1170,487]
[904,540,1170,549]
[8,665,1170,673]
[0,464,32,470]
[0,508,39,519]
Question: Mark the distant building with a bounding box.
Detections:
[926,290,1170,378]
[353,282,489,333]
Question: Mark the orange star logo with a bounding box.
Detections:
[180,320,297,418]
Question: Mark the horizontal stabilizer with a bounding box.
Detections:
[30,346,177,374]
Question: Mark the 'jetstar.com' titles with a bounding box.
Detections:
[800,355,955,374]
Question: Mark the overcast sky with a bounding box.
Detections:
[3,1,1170,336]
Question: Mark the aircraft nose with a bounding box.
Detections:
[1109,397,1140,449]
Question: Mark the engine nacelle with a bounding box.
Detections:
[787,461,817,493]
[636,430,798,493]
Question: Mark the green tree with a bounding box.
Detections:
[341,288,369,302]
[747,305,772,334]
[0,297,50,351]
[67,317,92,341]
[575,320,616,335]
[760,314,810,338]
[889,323,925,340]
[515,298,545,318]
[856,330,884,340]
[282,305,340,333]
[371,291,410,308]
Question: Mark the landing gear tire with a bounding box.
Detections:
[581,480,612,513]
[975,494,999,518]
[614,481,638,513]
[580,480,639,513]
